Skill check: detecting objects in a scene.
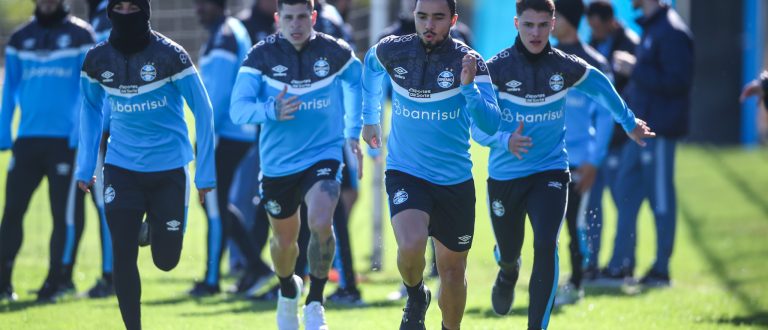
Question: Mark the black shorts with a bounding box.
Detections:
[103,164,189,229]
[385,170,475,252]
[261,159,342,219]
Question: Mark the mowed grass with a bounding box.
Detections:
[0,143,767,329]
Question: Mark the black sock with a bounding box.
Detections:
[305,274,328,304]
[442,323,458,330]
[278,275,297,299]
[405,280,425,302]
[0,260,12,288]
[61,265,73,283]
[103,272,113,283]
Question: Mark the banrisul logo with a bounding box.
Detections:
[110,97,169,113]
[140,64,157,82]
[314,58,330,77]
[437,70,455,89]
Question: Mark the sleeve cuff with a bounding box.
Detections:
[460,82,479,97]
[362,112,380,125]
[498,131,512,152]
[265,101,277,121]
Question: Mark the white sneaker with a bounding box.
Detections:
[276,275,303,330]
[303,301,329,330]
[554,283,584,307]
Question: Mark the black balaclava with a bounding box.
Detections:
[107,0,151,54]
[35,1,69,28]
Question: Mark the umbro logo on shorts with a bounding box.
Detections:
[317,168,332,176]
[393,189,408,205]
[166,220,181,231]
[548,181,563,190]
[458,235,472,245]
[266,200,282,216]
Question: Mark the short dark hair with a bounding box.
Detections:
[416,0,457,16]
[585,0,614,22]
[277,0,313,10]
[516,0,555,16]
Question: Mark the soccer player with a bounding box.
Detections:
[229,0,363,328]
[602,0,693,287]
[471,0,653,328]
[188,0,259,297]
[0,0,94,303]
[75,0,216,328]
[583,0,640,281]
[361,0,501,328]
[551,0,614,306]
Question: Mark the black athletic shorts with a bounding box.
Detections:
[261,159,342,219]
[103,164,189,230]
[385,170,476,252]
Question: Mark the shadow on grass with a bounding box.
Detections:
[705,148,768,217]
[705,311,768,327]
[464,306,534,318]
[0,299,45,313]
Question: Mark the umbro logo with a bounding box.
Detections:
[166,220,181,231]
[272,65,288,77]
[394,67,408,79]
[506,80,522,92]
[548,181,563,190]
[458,235,472,245]
[317,168,332,176]
[101,71,114,82]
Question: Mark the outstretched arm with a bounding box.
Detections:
[361,45,387,149]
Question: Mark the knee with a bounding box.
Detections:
[438,264,466,284]
[398,239,425,259]
[307,208,334,233]
[533,239,557,255]
[272,234,296,250]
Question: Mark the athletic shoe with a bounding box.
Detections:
[326,287,365,306]
[229,270,274,296]
[276,275,303,330]
[138,221,151,247]
[86,278,115,298]
[36,280,61,303]
[57,280,76,297]
[581,267,599,285]
[0,285,18,302]
[387,284,407,301]
[303,301,329,330]
[554,283,584,307]
[590,268,634,287]
[251,284,280,301]
[639,270,671,287]
[188,281,220,297]
[491,270,516,316]
[399,284,431,330]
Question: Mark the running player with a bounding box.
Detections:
[229,0,363,328]
[471,0,653,328]
[75,1,216,328]
[361,0,501,328]
[0,0,94,302]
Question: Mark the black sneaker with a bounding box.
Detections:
[327,287,365,306]
[58,280,76,297]
[87,278,115,298]
[399,284,431,330]
[138,221,151,247]
[592,268,634,287]
[36,280,61,303]
[491,270,516,316]
[188,281,220,297]
[0,285,18,302]
[639,270,670,287]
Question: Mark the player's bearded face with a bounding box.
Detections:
[413,0,456,49]
[276,3,317,49]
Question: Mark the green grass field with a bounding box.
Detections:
[0,144,767,329]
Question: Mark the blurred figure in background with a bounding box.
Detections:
[0,0,94,303]
[582,0,640,283]
[602,0,694,287]
[551,0,614,306]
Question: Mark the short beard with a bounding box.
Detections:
[420,32,449,50]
